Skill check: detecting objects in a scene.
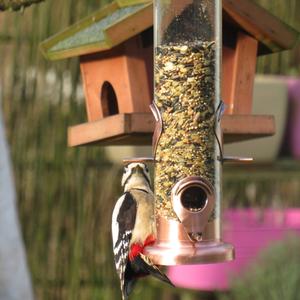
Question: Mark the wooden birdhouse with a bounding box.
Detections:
[41,0,299,147]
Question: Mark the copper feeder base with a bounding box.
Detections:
[144,216,234,266]
[145,240,234,266]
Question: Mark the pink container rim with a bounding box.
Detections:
[168,208,300,291]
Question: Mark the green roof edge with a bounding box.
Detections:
[40,1,119,60]
[116,0,151,7]
[40,0,152,60]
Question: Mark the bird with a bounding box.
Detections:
[111,162,174,300]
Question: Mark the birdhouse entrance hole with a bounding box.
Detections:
[101,81,119,117]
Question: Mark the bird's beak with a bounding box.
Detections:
[132,165,143,174]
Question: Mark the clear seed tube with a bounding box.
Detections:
[154,0,222,225]
[147,0,234,265]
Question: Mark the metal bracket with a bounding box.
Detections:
[219,156,253,163]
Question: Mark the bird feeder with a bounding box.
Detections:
[40,0,298,147]
[142,0,233,265]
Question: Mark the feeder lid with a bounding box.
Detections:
[41,0,299,60]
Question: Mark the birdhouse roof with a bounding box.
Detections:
[41,0,299,60]
[40,0,152,60]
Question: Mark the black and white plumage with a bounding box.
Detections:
[112,163,173,300]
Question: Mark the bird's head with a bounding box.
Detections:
[121,163,151,191]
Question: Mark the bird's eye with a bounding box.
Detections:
[123,168,127,174]
[145,166,149,173]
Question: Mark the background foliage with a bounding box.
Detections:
[0,0,44,11]
[254,0,300,75]
[0,0,299,299]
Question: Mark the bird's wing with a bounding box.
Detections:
[112,192,137,300]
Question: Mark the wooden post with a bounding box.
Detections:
[222,31,258,114]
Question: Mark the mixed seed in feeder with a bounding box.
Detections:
[154,41,216,220]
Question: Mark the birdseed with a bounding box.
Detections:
[154,41,217,219]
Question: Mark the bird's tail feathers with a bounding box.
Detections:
[139,253,174,287]
[124,278,137,300]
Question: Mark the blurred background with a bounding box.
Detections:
[0,0,300,299]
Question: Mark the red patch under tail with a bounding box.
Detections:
[129,235,156,261]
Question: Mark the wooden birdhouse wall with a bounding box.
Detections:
[80,28,259,123]
[80,33,153,122]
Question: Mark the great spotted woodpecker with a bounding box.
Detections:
[112,163,173,300]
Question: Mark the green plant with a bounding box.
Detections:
[221,235,300,300]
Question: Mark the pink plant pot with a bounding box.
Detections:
[167,208,300,291]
